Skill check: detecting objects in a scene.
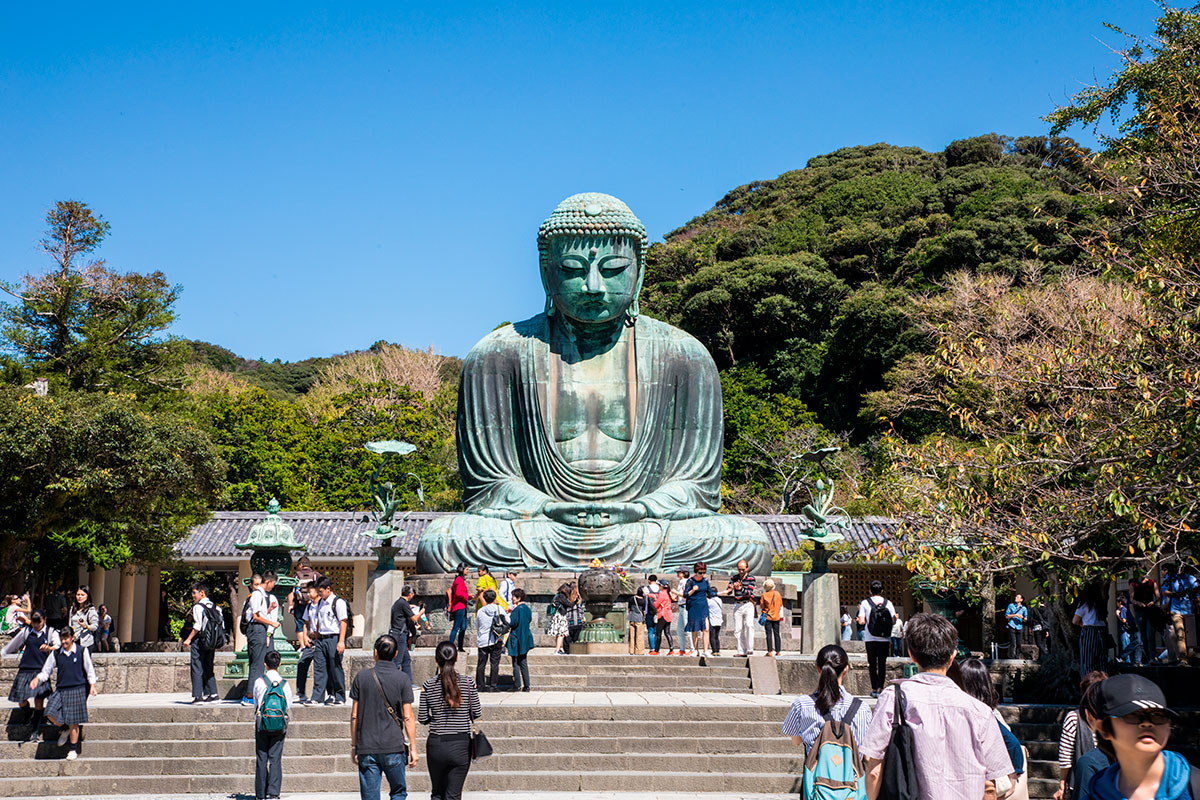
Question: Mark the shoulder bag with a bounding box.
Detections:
[469,724,493,760]
[370,668,410,749]
[879,685,919,800]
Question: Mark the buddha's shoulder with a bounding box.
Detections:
[462,315,548,366]
[635,316,715,360]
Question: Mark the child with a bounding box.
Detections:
[706,587,723,656]
[1,610,60,742]
[28,625,97,760]
[253,650,293,800]
[1086,674,1200,799]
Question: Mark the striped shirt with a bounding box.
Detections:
[782,689,873,751]
[859,673,1013,800]
[418,674,482,735]
[1057,709,1083,771]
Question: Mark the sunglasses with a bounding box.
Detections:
[1118,710,1171,726]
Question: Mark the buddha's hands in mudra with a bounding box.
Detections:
[542,501,648,528]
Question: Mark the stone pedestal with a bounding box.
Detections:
[365,569,406,648]
[801,571,841,655]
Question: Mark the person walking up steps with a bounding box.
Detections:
[420,641,482,800]
[474,589,508,692]
[180,582,222,703]
[856,580,896,697]
[28,626,97,761]
[2,610,59,742]
[507,588,534,691]
[351,634,417,800]
[726,560,757,656]
[253,650,292,800]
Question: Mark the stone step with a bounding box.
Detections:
[465,663,750,678]
[0,733,798,759]
[6,717,785,742]
[0,769,806,796]
[0,751,808,779]
[6,703,787,724]
[475,676,752,691]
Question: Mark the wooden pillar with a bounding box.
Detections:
[117,567,136,644]
[89,568,107,607]
[144,568,161,642]
[233,560,252,651]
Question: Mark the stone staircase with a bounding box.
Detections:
[473,653,754,692]
[0,689,799,797]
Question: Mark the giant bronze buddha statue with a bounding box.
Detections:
[416,193,772,574]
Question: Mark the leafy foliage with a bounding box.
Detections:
[642,137,1103,432]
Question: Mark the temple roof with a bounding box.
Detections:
[175,511,900,561]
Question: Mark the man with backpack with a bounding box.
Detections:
[253,650,292,800]
[856,580,897,698]
[350,634,417,800]
[859,613,1012,800]
[474,589,508,692]
[305,575,349,705]
[242,573,280,708]
[181,583,223,703]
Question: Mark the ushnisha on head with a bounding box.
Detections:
[538,193,649,323]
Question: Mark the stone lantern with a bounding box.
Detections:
[223,499,308,680]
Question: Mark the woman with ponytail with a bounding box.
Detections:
[782,644,872,751]
[419,641,481,800]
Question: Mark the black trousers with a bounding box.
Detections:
[254,729,285,799]
[1007,627,1022,658]
[764,620,782,653]
[296,645,313,696]
[189,641,217,700]
[655,618,674,651]
[511,653,529,691]
[475,643,502,689]
[313,635,345,702]
[245,623,273,699]
[427,732,471,800]
[866,640,890,691]
[709,625,722,654]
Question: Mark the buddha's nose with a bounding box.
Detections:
[585,264,604,293]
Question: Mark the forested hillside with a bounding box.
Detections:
[641,135,1103,434]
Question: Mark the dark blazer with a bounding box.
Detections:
[506,603,535,656]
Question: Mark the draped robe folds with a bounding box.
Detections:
[415,314,771,574]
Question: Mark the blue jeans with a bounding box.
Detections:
[676,607,687,651]
[449,608,468,651]
[1121,630,1142,663]
[646,618,657,651]
[358,751,408,799]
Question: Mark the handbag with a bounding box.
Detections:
[469,725,493,760]
[370,668,410,749]
[879,685,919,800]
[758,612,767,626]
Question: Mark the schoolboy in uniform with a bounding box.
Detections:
[28,626,98,760]
[294,582,318,704]
[181,582,220,703]
[305,575,348,705]
[2,610,60,741]
[243,572,280,707]
[253,650,293,800]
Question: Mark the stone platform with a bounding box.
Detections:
[405,571,800,651]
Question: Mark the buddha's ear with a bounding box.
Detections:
[545,296,555,317]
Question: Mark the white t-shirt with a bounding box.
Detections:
[1074,603,1102,626]
[707,596,724,627]
[857,596,897,642]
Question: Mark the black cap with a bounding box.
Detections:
[1096,674,1178,719]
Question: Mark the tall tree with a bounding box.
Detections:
[1,201,184,393]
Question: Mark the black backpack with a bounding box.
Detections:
[867,598,894,638]
[490,608,511,638]
[337,596,355,637]
[198,601,225,649]
[879,686,919,800]
[238,595,254,635]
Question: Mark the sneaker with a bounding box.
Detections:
[56,729,69,747]
[65,749,77,761]
[295,695,307,704]
[240,697,254,707]
[204,695,220,702]
[25,727,39,743]
[870,690,880,698]
[648,650,659,655]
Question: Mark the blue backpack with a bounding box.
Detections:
[802,697,866,800]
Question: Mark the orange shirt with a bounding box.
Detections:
[760,590,782,622]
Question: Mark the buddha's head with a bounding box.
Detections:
[538,193,648,325]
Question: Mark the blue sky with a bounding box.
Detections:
[0,2,1159,361]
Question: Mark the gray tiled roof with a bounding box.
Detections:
[176,511,900,561]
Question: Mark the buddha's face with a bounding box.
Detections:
[547,236,638,325]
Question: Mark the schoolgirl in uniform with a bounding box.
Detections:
[29,625,98,760]
[1,610,59,742]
